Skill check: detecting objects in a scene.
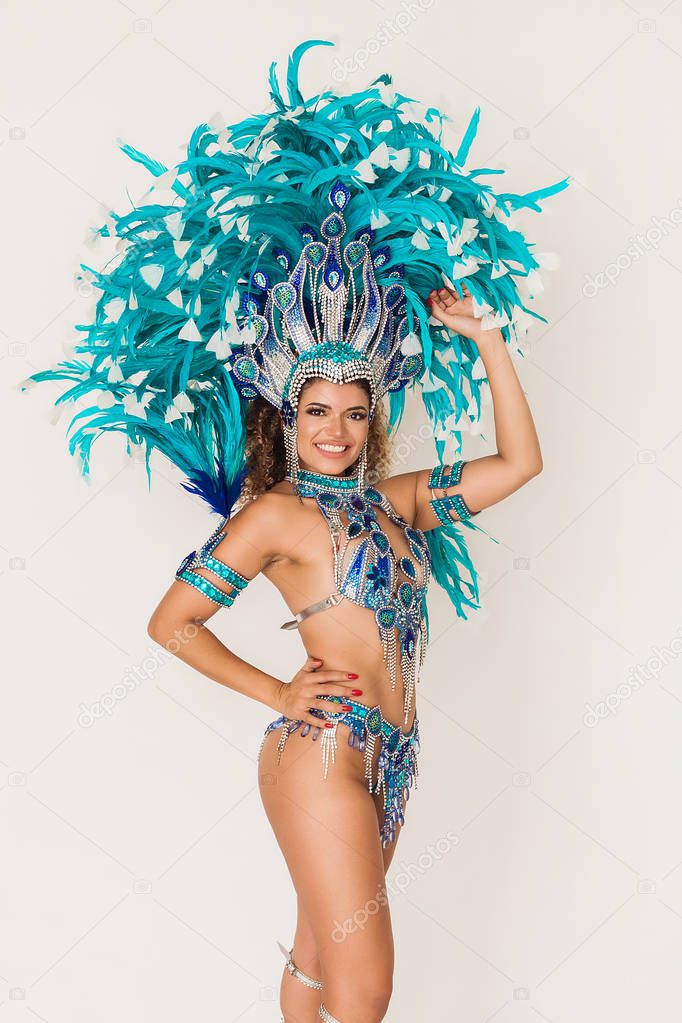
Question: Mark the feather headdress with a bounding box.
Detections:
[21,38,568,615]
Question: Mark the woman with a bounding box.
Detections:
[146,281,542,1023]
[22,38,564,1023]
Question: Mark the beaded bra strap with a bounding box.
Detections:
[428,460,477,523]
[175,520,250,608]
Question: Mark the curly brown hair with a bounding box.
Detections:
[239,377,393,504]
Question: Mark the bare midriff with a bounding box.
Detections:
[262,485,420,732]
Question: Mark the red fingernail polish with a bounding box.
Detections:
[342,705,351,711]
[351,689,362,696]
[324,722,334,728]
[347,673,359,679]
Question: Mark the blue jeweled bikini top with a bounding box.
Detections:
[279,467,431,725]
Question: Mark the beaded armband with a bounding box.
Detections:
[428,460,477,524]
[175,520,249,608]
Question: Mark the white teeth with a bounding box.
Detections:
[316,443,347,452]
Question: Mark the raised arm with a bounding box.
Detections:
[385,285,543,533]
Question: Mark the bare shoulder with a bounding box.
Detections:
[229,486,310,564]
[225,489,289,550]
[231,488,294,534]
[373,470,418,526]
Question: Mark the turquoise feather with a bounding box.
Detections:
[425,512,499,620]
[21,38,567,613]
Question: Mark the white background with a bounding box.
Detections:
[3,1,682,1020]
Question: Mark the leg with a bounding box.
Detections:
[276,895,323,1022]
[259,726,394,1023]
[279,791,407,1021]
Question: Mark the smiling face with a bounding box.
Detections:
[294,377,371,476]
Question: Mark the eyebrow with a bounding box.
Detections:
[304,401,368,412]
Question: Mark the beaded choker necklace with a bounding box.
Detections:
[285,467,362,497]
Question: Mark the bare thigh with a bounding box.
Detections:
[258,726,396,991]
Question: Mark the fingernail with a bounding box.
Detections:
[324,722,334,728]
[351,689,362,696]
[347,673,359,679]
[341,705,351,711]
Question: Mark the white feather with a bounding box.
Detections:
[139,264,164,289]
[369,142,391,168]
[471,356,487,380]
[126,369,151,386]
[420,371,441,393]
[411,228,430,250]
[389,147,410,172]
[164,211,184,240]
[517,270,544,299]
[179,318,201,342]
[206,328,233,360]
[401,332,421,355]
[452,256,480,279]
[103,297,126,323]
[164,405,183,423]
[187,259,205,281]
[173,391,195,413]
[472,296,494,318]
[355,158,377,183]
[482,309,510,330]
[97,391,116,409]
[378,82,396,107]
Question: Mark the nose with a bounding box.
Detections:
[321,415,350,439]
